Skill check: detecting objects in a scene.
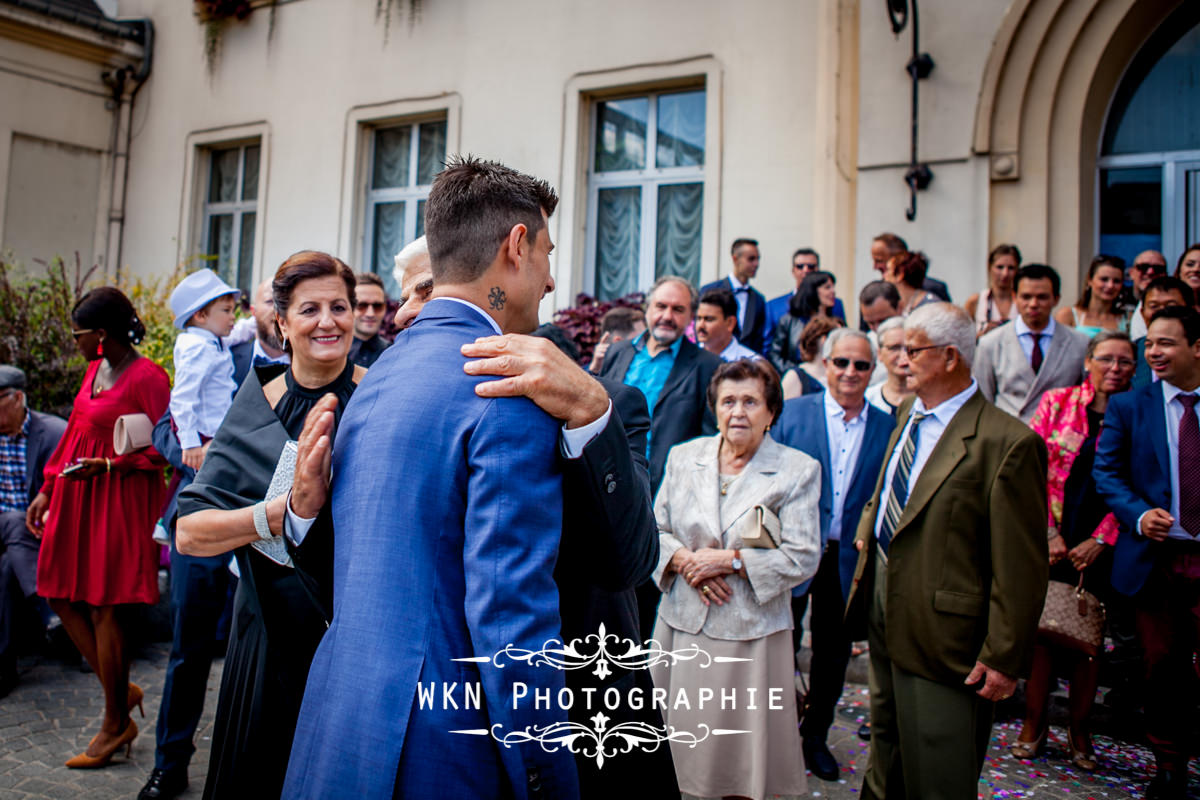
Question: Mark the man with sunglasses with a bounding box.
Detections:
[348,271,392,368]
[1130,251,1170,340]
[772,329,895,782]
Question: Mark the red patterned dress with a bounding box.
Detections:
[36,356,170,606]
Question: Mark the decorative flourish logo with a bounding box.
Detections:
[453,623,750,680]
[447,624,756,768]
[450,718,749,769]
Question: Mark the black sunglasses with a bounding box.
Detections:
[830,357,872,372]
[355,301,386,313]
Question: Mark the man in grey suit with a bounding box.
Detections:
[0,365,67,696]
[974,264,1087,423]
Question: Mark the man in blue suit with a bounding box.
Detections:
[701,238,769,354]
[773,328,894,782]
[286,157,578,799]
[1095,306,1200,800]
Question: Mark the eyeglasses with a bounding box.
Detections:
[1133,263,1166,275]
[901,343,952,358]
[70,328,97,339]
[830,357,873,372]
[1092,355,1136,370]
[355,302,386,313]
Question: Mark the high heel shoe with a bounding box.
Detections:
[128,682,144,718]
[66,719,138,768]
[1067,730,1098,772]
[1009,727,1047,759]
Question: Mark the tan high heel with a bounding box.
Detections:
[66,719,138,768]
[1067,730,1098,772]
[1009,727,1047,759]
[128,682,144,718]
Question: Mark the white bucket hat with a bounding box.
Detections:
[170,269,240,329]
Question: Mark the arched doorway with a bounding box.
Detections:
[1097,3,1200,269]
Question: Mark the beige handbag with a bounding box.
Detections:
[113,413,154,455]
[729,504,781,550]
[1036,573,1105,656]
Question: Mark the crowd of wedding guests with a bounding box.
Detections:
[1,154,1199,800]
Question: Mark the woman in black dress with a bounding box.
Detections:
[175,251,364,799]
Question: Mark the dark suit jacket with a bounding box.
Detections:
[701,277,768,354]
[773,393,894,608]
[557,376,676,797]
[24,410,67,504]
[599,335,721,493]
[1094,380,1173,597]
[846,391,1049,683]
[231,339,253,388]
[924,276,951,302]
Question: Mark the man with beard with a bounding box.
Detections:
[138,278,288,800]
[600,275,721,639]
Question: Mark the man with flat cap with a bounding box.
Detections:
[0,365,67,696]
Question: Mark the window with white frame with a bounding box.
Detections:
[363,117,447,297]
[200,142,259,295]
[586,88,705,301]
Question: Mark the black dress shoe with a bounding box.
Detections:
[138,767,188,800]
[803,738,840,782]
[1146,768,1186,800]
[857,721,871,741]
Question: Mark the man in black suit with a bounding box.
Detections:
[0,365,67,697]
[701,238,768,354]
[461,333,678,797]
[871,232,950,302]
[139,279,289,800]
[600,277,721,639]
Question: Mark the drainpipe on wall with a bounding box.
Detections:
[101,18,153,283]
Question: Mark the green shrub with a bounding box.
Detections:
[0,254,191,418]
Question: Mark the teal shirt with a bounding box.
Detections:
[624,332,683,457]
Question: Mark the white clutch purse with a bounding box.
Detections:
[251,440,298,568]
[113,413,153,455]
[728,504,782,550]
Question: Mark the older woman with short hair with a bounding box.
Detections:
[650,358,821,800]
[175,250,364,800]
[865,317,912,416]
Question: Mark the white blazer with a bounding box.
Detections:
[652,433,821,642]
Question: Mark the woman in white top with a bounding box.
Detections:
[1054,255,1128,337]
[865,317,913,416]
[964,244,1020,337]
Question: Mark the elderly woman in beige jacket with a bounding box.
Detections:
[649,358,821,800]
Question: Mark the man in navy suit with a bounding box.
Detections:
[773,329,895,782]
[764,248,847,353]
[1095,306,1200,800]
[286,157,578,799]
[701,238,768,354]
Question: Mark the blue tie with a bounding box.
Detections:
[877,411,929,557]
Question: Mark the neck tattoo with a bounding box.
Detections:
[488,286,507,311]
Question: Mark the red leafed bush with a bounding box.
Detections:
[553,292,644,368]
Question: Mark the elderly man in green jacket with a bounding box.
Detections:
[846,303,1049,800]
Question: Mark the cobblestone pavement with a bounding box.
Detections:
[1,644,1197,799]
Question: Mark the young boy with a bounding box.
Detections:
[168,269,254,470]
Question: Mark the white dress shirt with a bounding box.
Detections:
[875,380,979,538]
[718,337,761,363]
[1013,315,1056,365]
[1137,380,1200,541]
[252,339,290,366]
[286,296,612,544]
[728,275,751,330]
[1130,303,1148,340]
[170,328,237,449]
[824,391,868,542]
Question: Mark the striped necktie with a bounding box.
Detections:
[878,411,929,557]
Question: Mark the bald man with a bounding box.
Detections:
[1130,250,1169,339]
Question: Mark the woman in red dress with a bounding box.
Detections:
[26,287,169,768]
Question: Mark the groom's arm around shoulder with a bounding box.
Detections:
[464,394,579,800]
